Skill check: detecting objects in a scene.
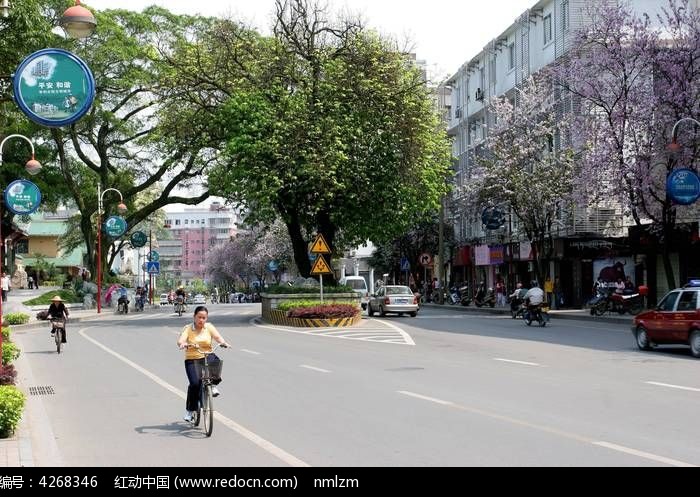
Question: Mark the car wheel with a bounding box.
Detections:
[410,312,417,318]
[636,326,652,351]
[690,330,700,358]
[367,304,374,317]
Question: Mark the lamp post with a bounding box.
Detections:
[96,186,127,313]
[668,117,700,153]
[0,134,42,351]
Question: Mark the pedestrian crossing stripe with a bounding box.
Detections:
[311,255,332,275]
[310,234,331,254]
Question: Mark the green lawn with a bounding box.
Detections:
[23,289,82,306]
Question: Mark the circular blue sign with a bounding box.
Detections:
[482,207,506,230]
[4,180,42,215]
[267,261,280,272]
[13,48,96,128]
[667,169,700,206]
[104,216,128,238]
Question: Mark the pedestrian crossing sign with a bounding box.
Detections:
[310,255,332,275]
[310,234,331,254]
[146,261,160,275]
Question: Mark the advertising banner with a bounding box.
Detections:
[475,245,490,266]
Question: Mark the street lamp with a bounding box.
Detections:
[59,0,97,39]
[0,134,41,350]
[96,185,127,314]
[1,0,9,18]
[667,117,700,153]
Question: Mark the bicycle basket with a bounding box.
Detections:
[202,354,223,381]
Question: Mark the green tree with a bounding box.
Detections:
[171,0,452,277]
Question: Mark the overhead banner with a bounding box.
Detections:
[14,48,96,128]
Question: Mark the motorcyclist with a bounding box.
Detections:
[175,286,187,311]
[117,287,129,313]
[135,286,146,310]
[524,281,545,308]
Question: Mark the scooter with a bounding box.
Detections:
[474,288,496,308]
[117,297,129,315]
[590,290,643,316]
[448,287,461,305]
[524,303,549,327]
[459,285,472,306]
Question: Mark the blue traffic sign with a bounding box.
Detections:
[267,260,280,272]
[401,257,410,271]
[667,169,700,205]
[146,261,160,275]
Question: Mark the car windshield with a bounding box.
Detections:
[345,280,367,290]
[386,287,412,296]
[658,292,680,311]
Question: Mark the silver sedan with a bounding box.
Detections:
[368,286,419,317]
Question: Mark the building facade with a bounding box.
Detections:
[164,202,241,281]
[444,0,693,307]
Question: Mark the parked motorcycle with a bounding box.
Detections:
[590,289,643,316]
[524,304,549,327]
[474,287,496,308]
[459,285,472,307]
[448,287,461,305]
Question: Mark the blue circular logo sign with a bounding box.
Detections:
[4,180,42,215]
[267,261,280,272]
[13,48,96,128]
[104,216,128,238]
[482,207,506,230]
[667,169,700,206]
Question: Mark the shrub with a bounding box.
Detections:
[2,343,20,366]
[277,300,356,312]
[0,386,25,438]
[265,285,352,295]
[287,304,360,319]
[1,327,9,342]
[0,364,17,386]
[3,313,30,325]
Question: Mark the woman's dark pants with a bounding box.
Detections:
[184,359,205,412]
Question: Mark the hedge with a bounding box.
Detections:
[3,313,30,325]
[2,342,20,366]
[265,285,352,295]
[287,304,360,319]
[1,326,9,342]
[0,386,25,438]
[277,300,356,312]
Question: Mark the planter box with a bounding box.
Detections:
[265,309,362,328]
[261,293,361,327]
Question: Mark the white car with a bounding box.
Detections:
[159,293,169,306]
[193,294,206,305]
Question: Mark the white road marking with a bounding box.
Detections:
[398,391,454,406]
[645,382,700,393]
[79,327,309,468]
[593,442,696,468]
[250,318,415,346]
[241,349,261,356]
[300,365,332,374]
[397,388,697,467]
[494,358,543,367]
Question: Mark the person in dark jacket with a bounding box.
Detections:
[48,295,70,343]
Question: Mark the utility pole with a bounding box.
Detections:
[149,228,153,306]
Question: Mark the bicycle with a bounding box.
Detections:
[50,318,66,354]
[184,343,227,437]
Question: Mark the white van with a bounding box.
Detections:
[340,276,369,310]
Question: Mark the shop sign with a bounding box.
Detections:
[519,242,533,261]
[14,48,96,127]
[489,245,505,265]
[475,245,490,266]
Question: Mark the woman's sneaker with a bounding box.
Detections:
[183,410,194,422]
[211,387,220,397]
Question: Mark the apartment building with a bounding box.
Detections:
[444,0,692,307]
[164,202,241,281]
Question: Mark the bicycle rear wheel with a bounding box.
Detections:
[202,385,213,437]
[55,329,62,354]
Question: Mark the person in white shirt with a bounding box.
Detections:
[524,281,545,306]
[1,273,10,302]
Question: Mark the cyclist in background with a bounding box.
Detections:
[177,306,230,422]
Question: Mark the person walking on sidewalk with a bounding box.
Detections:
[1,272,11,302]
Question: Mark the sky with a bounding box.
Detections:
[86,0,536,81]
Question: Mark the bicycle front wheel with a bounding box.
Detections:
[55,329,62,354]
[202,385,213,437]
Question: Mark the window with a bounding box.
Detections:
[562,0,570,32]
[658,292,680,312]
[175,220,181,226]
[184,219,188,225]
[543,14,552,45]
[489,57,497,86]
[677,292,698,312]
[508,43,516,70]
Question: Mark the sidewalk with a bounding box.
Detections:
[421,301,634,325]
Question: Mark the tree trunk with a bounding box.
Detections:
[661,236,676,292]
[286,214,311,278]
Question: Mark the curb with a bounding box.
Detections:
[421,303,633,326]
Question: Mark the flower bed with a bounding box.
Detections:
[262,293,362,328]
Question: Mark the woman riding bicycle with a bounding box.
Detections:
[48,295,69,343]
[177,306,230,422]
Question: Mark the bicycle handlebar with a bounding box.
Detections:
[181,342,229,353]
